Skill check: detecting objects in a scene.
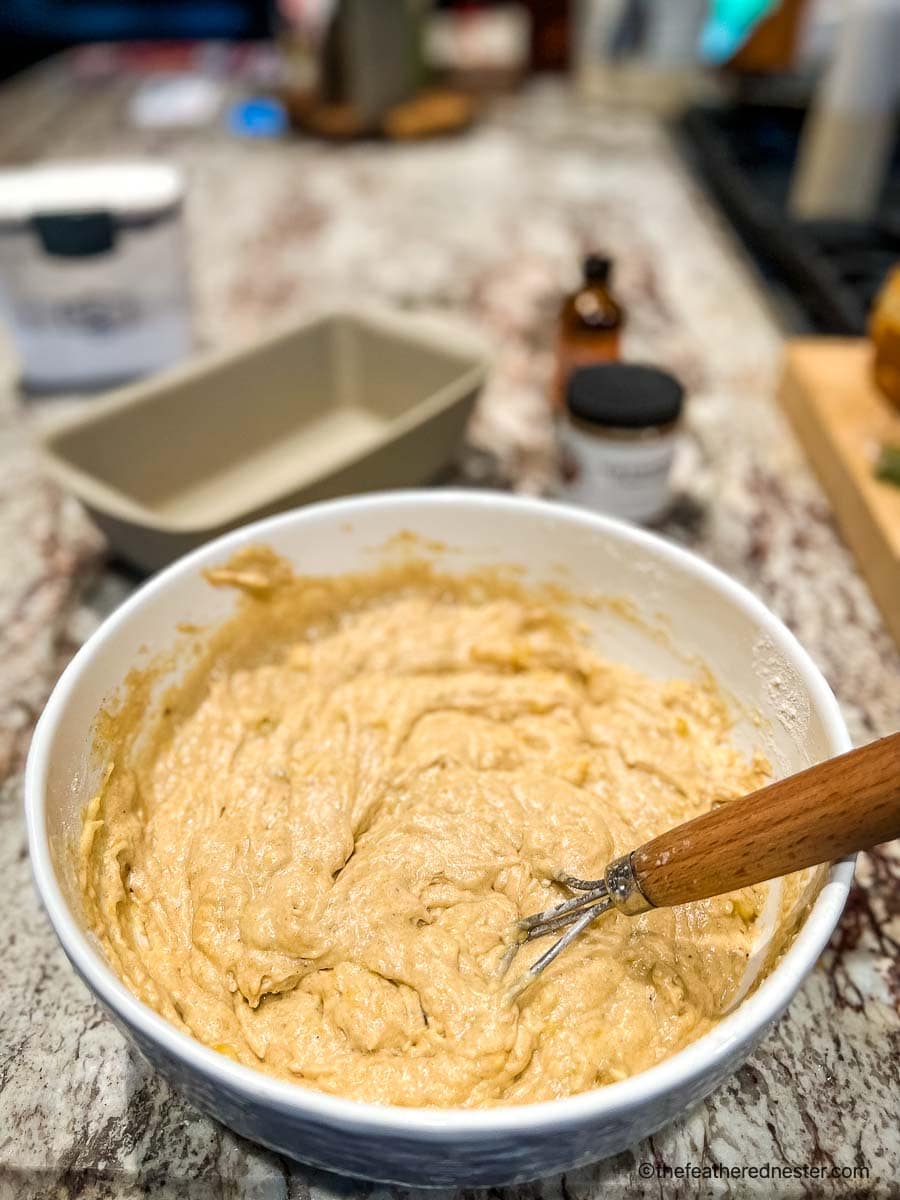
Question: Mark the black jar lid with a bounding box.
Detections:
[566,363,684,430]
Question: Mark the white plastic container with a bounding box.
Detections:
[0,161,191,391]
[560,362,685,524]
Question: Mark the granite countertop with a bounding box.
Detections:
[0,60,897,1199]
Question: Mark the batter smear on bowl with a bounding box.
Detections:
[80,547,773,1107]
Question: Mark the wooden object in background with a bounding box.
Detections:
[729,0,809,72]
[779,338,900,645]
[382,88,475,140]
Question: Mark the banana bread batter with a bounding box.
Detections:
[80,548,771,1107]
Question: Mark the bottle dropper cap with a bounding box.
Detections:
[583,254,612,284]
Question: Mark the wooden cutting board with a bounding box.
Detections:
[779,338,900,646]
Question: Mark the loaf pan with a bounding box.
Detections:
[38,307,489,572]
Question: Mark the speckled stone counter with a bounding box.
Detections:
[0,61,897,1199]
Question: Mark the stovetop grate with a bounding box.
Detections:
[679,104,900,335]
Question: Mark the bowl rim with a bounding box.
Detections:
[25,489,854,1137]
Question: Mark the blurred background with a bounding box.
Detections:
[0,0,898,628]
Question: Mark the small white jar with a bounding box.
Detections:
[0,161,191,391]
[559,363,684,524]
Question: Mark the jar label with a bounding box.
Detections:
[560,426,677,523]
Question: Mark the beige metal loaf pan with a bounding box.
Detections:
[38,308,489,571]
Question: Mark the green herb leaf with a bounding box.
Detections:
[874,443,900,488]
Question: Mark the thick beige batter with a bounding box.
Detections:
[80,548,771,1107]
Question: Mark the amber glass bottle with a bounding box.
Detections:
[554,254,624,408]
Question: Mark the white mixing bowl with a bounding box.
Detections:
[26,491,853,1187]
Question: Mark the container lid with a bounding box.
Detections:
[567,363,684,429]
[0,161,183,223]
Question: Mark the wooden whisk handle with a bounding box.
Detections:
[631,732,900,909]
